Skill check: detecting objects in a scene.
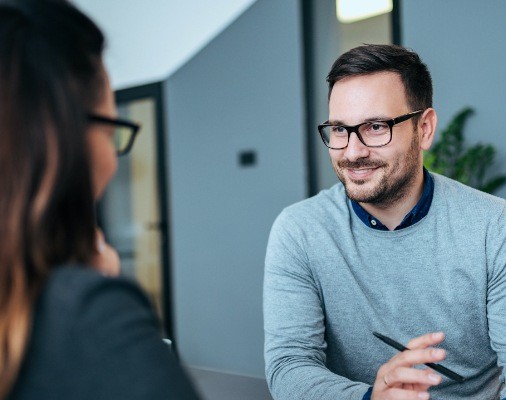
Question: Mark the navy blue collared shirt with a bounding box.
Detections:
[351,168,434,231]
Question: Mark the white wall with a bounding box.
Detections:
[402,0,506,198]
[73,0,256,89]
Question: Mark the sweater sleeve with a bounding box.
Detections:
[487,205,506,399]
[264,211,370,400]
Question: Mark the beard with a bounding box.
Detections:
[333,133,421,207]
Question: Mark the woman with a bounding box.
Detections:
[0,1,199,398]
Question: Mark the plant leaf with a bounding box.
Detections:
[424,106,506,195]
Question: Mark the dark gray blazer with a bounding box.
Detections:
[8,266,200,400]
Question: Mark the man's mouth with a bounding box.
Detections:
[345,167,379,180]
[336,159,385,180]
[338,159,384,170]
[348,167,377,175]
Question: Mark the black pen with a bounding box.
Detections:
[372,331,466,383]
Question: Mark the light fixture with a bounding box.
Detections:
[336,0,393,24]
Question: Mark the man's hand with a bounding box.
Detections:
[371,332,446,400]
[90,228,121,277]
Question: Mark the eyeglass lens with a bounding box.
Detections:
[113,126,135,155]
[321,121,391,148]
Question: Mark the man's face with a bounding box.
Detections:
[328,72,422,207]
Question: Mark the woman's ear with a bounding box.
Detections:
[419,108,438,151]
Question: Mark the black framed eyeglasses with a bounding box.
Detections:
[318,110,424,150]
[87,113,140,156]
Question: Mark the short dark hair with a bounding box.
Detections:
[326,44,433,111]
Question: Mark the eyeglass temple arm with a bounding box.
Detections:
[392,110,424,125]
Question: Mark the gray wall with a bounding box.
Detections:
[402,0,506,198]
[165,0,306,378]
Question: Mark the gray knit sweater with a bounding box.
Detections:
[264,173,506,400]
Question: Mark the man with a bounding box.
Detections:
[264,44,506,400]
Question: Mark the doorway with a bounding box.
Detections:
[97,82,174,341]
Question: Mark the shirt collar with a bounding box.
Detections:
[351,168,434,231]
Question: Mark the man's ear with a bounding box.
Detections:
[419,108,437,151]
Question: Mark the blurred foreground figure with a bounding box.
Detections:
[0,1,199,398]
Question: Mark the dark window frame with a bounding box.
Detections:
[113,82,175,350]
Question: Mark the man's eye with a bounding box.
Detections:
[331,126,346,134]
[367,122,388,133]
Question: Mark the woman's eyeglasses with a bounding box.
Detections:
[87,113,140,156]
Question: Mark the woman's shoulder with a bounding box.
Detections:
[32,264,160,362]
[35,264,161,355]
[40,264,150,315]
[12,265,201,399]
[44,264,143,295]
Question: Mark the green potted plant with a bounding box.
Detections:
[424,107,506,194]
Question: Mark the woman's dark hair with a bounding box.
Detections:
[326,44,433,112]
[0,0,105,395]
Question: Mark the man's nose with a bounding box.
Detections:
[343,131,370,161]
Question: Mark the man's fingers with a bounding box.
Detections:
[372,332,447,399]
[388,347,446,369]
[407,331,445,350]
[383,387,430,400]
[385,367,442,387]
